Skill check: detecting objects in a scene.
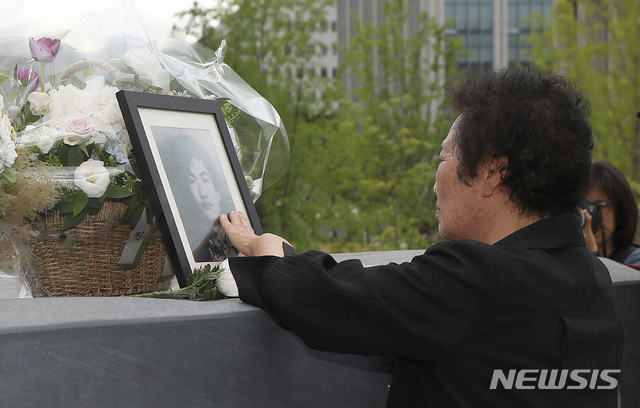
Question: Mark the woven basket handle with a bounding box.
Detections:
[60,59,118,85]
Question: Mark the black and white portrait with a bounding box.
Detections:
[152,126,239,262]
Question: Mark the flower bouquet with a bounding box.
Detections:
[0,2,289,297]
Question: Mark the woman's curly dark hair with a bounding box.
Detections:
[449,65,593,217]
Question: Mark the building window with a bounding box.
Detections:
[446,0,494,70]
[508,0,554,64]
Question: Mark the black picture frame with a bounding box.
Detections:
[116,90,262,287]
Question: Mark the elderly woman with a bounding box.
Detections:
[221,66,622,407]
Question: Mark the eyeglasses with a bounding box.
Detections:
[585,200,614,213]
[586,200,613,207]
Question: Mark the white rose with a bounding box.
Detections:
[63,114,97,146]
[27,92,51,116]
[74,159,110,198]
[19,125,56,154]
[36,130,55,154]
[0,121,17,170]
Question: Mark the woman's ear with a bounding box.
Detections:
[481,155,508,197]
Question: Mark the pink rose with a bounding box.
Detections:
[29,37,61,63]
[63,114,97,146]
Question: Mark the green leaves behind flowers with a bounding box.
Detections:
[56,182,135,231]
[130,264,226,301]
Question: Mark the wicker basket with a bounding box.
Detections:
[26,201,171,297]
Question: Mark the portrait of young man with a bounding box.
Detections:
[153,126,238,264]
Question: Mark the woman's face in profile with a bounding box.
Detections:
[585,184,616,249]
[189,158,221,221]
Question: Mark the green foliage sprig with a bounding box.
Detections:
[129,264,227,301]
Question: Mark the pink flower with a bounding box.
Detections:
[17,69,39,93]
[63,113,97,146]
[29,37,61,63]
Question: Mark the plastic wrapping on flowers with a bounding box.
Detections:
[0,1,290,224]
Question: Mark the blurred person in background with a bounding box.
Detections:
[583,160,640,268]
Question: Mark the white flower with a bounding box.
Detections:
[74,159,110,198]
[63,114,97,146]
[216,259,239,297]
[19,125,57,154]
[27,92,51,116]
[1,115,15,141]
[44,78,126,147]
[0,120,17,171]
[46,83,82,118]
[122,50,171,90]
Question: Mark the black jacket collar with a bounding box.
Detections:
[495,213,586,249]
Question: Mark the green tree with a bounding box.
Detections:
[332,0,464,251]
[528,0,640,182]
[180,0,462,252]
[179,0,343,250]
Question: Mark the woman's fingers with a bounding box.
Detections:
[221,211,257,257]
[238,211,252,228]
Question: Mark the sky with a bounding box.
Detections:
[3,0,220,40]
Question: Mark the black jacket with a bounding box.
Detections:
[230,214,623,407]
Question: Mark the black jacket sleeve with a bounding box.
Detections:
[229,240,494,362]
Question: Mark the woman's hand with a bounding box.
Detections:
[220,211,291,257]
[581,209,598,253]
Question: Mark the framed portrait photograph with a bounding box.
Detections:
[116,90,262,287]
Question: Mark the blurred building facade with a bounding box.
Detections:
[314,0,556,91]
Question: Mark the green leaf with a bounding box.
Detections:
[9,88,21,104]
[62,209,88,231]
[0,68,11,84]
[87,206,103,215]
[57,143,70,164]
[128,203,145,228]
[68,76,86,90]
[80,144,90,158]
[87,198,104,209]
[57,200,75,214]
[121,198,140,222]
[61,190,77,202]
[66,146,86,167]
[0,170,17,186]
[86,198,104,215]
[73,190,89,217]
[105,184,134,199]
